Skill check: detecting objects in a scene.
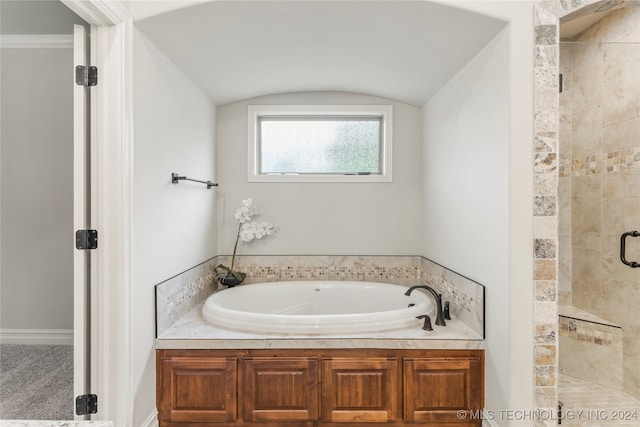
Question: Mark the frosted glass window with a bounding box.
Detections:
[248,105,393,183]
[259,117,381,174]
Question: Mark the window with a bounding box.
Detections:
[248,105,393,182]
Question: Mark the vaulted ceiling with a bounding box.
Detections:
[136,1,507,106]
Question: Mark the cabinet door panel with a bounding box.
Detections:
[242,357,318,422]
[404,357,482,424]
[322,358,398,423]
[158,356,237,423]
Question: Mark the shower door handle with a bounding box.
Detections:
[620,231,640,268]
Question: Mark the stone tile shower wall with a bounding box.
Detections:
[533,6,561,422]
[558,4,640,399]
[536,0,639,420]
[559,314,623,390]
[155,255,485,338]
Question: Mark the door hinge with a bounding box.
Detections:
[75,65,98,86]
[76,229,98,250]
[75,394,98,415]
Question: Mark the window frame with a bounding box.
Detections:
[247,105,393,182]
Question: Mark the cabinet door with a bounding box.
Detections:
[242,357,318,422]
[404,356,483,424]
[322,358,398,423]
[157,356,237,423]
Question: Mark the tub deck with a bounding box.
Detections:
[156,302,484,350]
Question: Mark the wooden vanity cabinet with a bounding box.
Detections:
[322,357,398,423]
[156,355,238,424]
[242,357,318,422]
[156,349,484,427]
[404,355,483,424]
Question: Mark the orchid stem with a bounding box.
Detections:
[230,222,241,272]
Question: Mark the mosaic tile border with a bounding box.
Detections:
[559,147,640,177]
[216,255,422,285]
[559,315,623,347]
[154,255,485,338]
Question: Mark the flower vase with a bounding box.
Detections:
[218,274,245,288]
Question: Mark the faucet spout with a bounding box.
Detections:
[405,285,446,326]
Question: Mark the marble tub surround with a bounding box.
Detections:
[155,257,218,336]
[156,302,484,350]
[419,257,484,338]
[155,255,485,341]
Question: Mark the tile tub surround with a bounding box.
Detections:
[155,255,485,339]
[420,257,484,338]
[155,257,219,336]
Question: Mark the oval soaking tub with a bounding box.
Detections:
[202,281,434,334]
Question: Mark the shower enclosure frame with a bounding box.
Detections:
[534,0,638,422]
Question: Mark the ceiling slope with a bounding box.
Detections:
[137,1,506,106]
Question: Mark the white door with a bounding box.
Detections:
[73,23,92,420]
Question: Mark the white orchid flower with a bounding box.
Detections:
[218,198,277,282]
[234,198,259,224]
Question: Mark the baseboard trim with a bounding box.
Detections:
[0,328,73,345]
[140,410,158,427]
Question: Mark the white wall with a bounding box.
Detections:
[123,0,211,21]
[216,92,423,257]
[423,2,534,424]
[0,0,87,35]
[424,29,510,418]
[0,47,74,332]
[132,28,217,425]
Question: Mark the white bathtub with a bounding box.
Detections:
[202,281,434,334]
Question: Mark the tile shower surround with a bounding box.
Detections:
[559,315,622,350]
[155,255,485,338]
[535,1,639,424]
[559,313,624,391]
